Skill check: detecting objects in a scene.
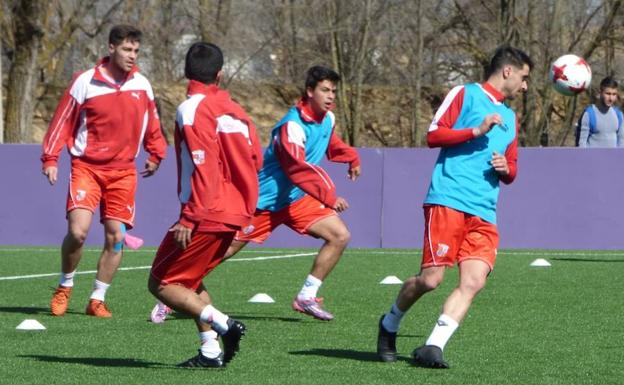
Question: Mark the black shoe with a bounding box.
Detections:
[376,315,397,362]
[177,351,224,368]
[412,345,450,369]
[221,319,246,363]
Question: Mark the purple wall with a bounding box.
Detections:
[2,145,623,249]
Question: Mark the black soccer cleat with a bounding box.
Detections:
[221,319,246,363]
[412,345,450,369]
[376,315,397,362]
[177,350,224,368]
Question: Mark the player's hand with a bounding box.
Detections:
[43,166,58,185]
[491,151,509,175]
[473,114,503,137]
[141,159,159,178]
[348,165,361,181]
[169,222,192,250]
[333,197,349,213]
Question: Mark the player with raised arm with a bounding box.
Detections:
[376,45,533,368]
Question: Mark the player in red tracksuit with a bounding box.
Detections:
[41,25,167,318]
[148,42,263,368]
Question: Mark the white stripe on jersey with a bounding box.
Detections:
[136,110,149,157]
[428,85,464,132]
[176,94,205,128]
[45,97,77,154]
[216,115,251,144]
[286,121,306,147]
[70,109,88,156]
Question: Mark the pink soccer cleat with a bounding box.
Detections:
[124,233,144,250]
[292,297,334,321]
[150,301,173,323]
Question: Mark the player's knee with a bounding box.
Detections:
[416,274,443,292]
[104,229,124,248]
[67,227,88,245]
[330,227,351,247]
[460,277,486,296]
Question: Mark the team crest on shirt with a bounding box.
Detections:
[192,150,205,165]
[436,243,449,257]
[242,225,255,235]
[76,189,86,201]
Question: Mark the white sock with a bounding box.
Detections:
[199,330,222,359]
[199,305,229,335]
[382,302,405,333]
[425,314,459,351]
[89,279,110,301]
[298,274,323,299]
[59,271,76,287]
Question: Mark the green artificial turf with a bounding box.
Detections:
[1,247,623,385]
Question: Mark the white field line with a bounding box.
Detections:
[0,252,316,281]
[1,248,623,257]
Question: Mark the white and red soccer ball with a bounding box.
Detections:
[549,54,592,96]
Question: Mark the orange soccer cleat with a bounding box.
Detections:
[85,299,112,318]
[50,286,73,316]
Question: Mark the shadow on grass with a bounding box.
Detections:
[0,306,82,316]
[289,349,411,363]
[551,257,624,263]
[143,312,302,323]
[230,314,302,323]
[18,354,169,368]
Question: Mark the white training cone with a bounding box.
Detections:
[248,293,275,303]
[380,275,403,285]
[16,319,46,331]
[530,258,551,267]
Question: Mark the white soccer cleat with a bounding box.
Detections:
[150,302,173,323]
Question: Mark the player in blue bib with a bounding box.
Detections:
[377,45,533,368]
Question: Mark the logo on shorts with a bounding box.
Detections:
[131,92,140,99]
[436,243,449,257]
[242,225,255,235]
[127,205,134,214]
[76,189,86,201]
[192,150,205,165]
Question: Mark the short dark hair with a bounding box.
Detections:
[305,65,341,93]
[486,45,534,78]
[600,76,619,90]
[184,42,223,84]
[109,25,142,45]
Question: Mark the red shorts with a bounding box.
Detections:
[422,205,499,270]
[67,164,137,227]
[150,230,235,290]
[235,195,336,243]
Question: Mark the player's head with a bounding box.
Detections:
[304,66,341,115]
[486,45,533,100]
[598,76,619,107]
[184,42,224,85]
[108,25,142,74]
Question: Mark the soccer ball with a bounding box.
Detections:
[549,54,592,96]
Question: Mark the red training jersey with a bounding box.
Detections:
[41,57,167,170]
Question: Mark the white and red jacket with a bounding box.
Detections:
[175,80,263,230]
[41,57,167,170]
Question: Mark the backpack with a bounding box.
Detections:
[575,105,624,146]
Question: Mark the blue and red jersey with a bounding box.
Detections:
[257,99,360,211]
[424,82,519,224]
